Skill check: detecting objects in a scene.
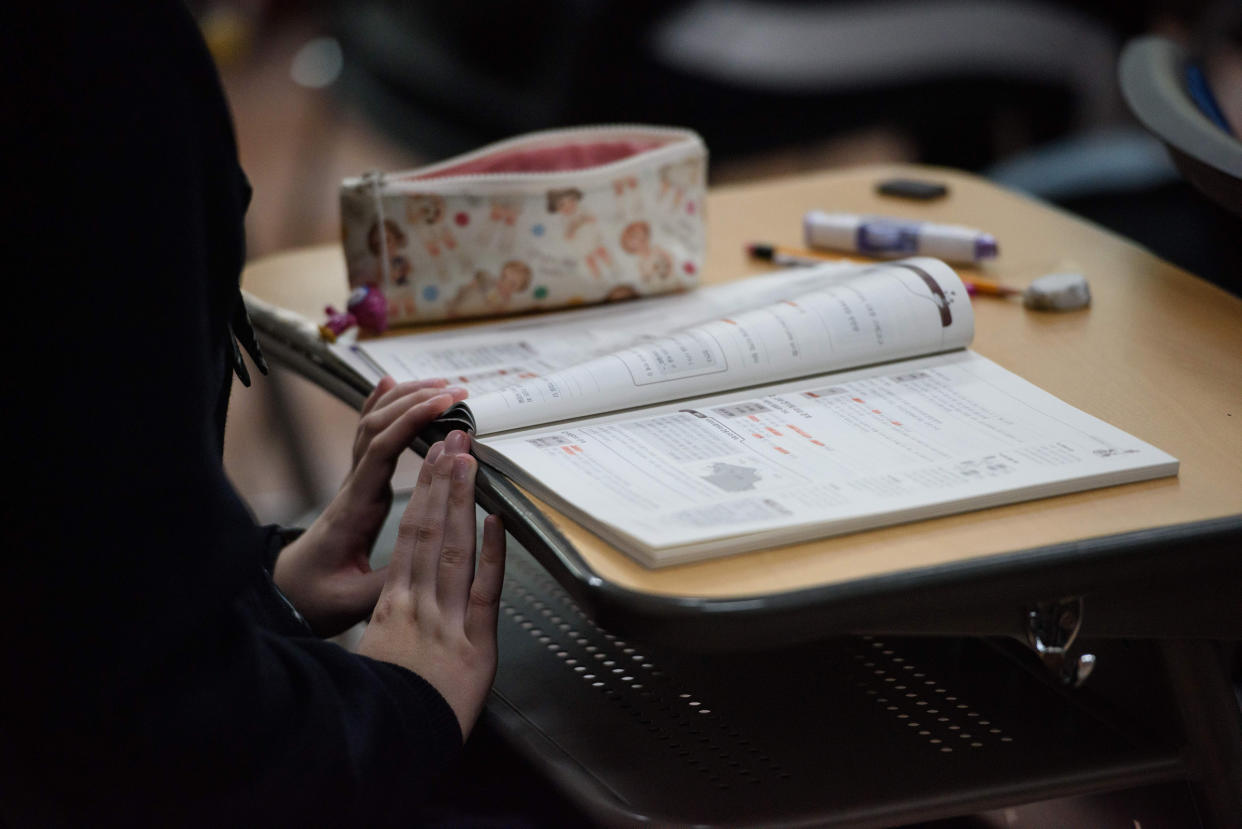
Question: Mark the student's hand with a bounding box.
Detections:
[273,377,467,637]
[356,432,506,741]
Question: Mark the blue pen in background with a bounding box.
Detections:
[1185,61,1235,136]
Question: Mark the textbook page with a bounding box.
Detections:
[347,264,852,392]
[476,350,1179,566]
[463,258,972,435]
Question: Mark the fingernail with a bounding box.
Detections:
[426,392,453,410]
[447,386,469,400]
[452,454,471,482]
[445,430,466,453]
[426,442,445,464]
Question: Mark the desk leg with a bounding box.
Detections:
[1161,639,1242,828]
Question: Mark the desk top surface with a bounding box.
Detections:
[244,164,1242,605]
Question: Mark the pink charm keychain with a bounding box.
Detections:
[320,285,389,342]
[348,284,388,334]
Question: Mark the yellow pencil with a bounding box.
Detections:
[746,242,1019,297]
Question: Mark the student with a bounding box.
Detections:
[2,2,504,824]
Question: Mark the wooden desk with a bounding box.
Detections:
[244,164,1242,827]
[244,163,1242,646]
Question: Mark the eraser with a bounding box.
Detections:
[1023,272,1091,311]
[876,178,949,200]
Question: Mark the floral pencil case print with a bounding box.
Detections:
[339,125,707,325]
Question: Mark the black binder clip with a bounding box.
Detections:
[1025,596,1096,687]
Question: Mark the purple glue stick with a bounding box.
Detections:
[804,211,998,264]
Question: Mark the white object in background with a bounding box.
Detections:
[804,211,998,264]
[1023,272,1091,311]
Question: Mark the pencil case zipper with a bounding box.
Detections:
[341,124,707,194]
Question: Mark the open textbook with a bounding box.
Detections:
[344,258,1178,567]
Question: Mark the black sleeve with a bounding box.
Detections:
[0,4,461,825]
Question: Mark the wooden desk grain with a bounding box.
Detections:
[243,164,1242,601]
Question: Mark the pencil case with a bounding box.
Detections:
[339,124,708,326]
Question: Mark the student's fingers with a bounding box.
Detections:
[373,377,451,412]
[356,378,423,464]
[435,437,478,622]
[379,383,467,422]
[358,386,462,454]
[353,382,464,465]
[466,514,506,645]
[357,379,451,445]
[423,441,446,467]
[390,440,445,583]
[347,565,388,610]
[405,438,462,595]
[360,376,397,417]
[351,393,457,495]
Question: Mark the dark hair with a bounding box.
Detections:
[606,284,640,302]
[546,188,583,212]
[501,261,532,291]
[620,221,650,253]
[367,219,406,255]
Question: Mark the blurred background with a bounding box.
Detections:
[209,3,1237,824]
[215,0,1239,531]
[201,0,1241,281]
[215,0,1240,526]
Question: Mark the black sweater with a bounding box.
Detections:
[2,3,461,825]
